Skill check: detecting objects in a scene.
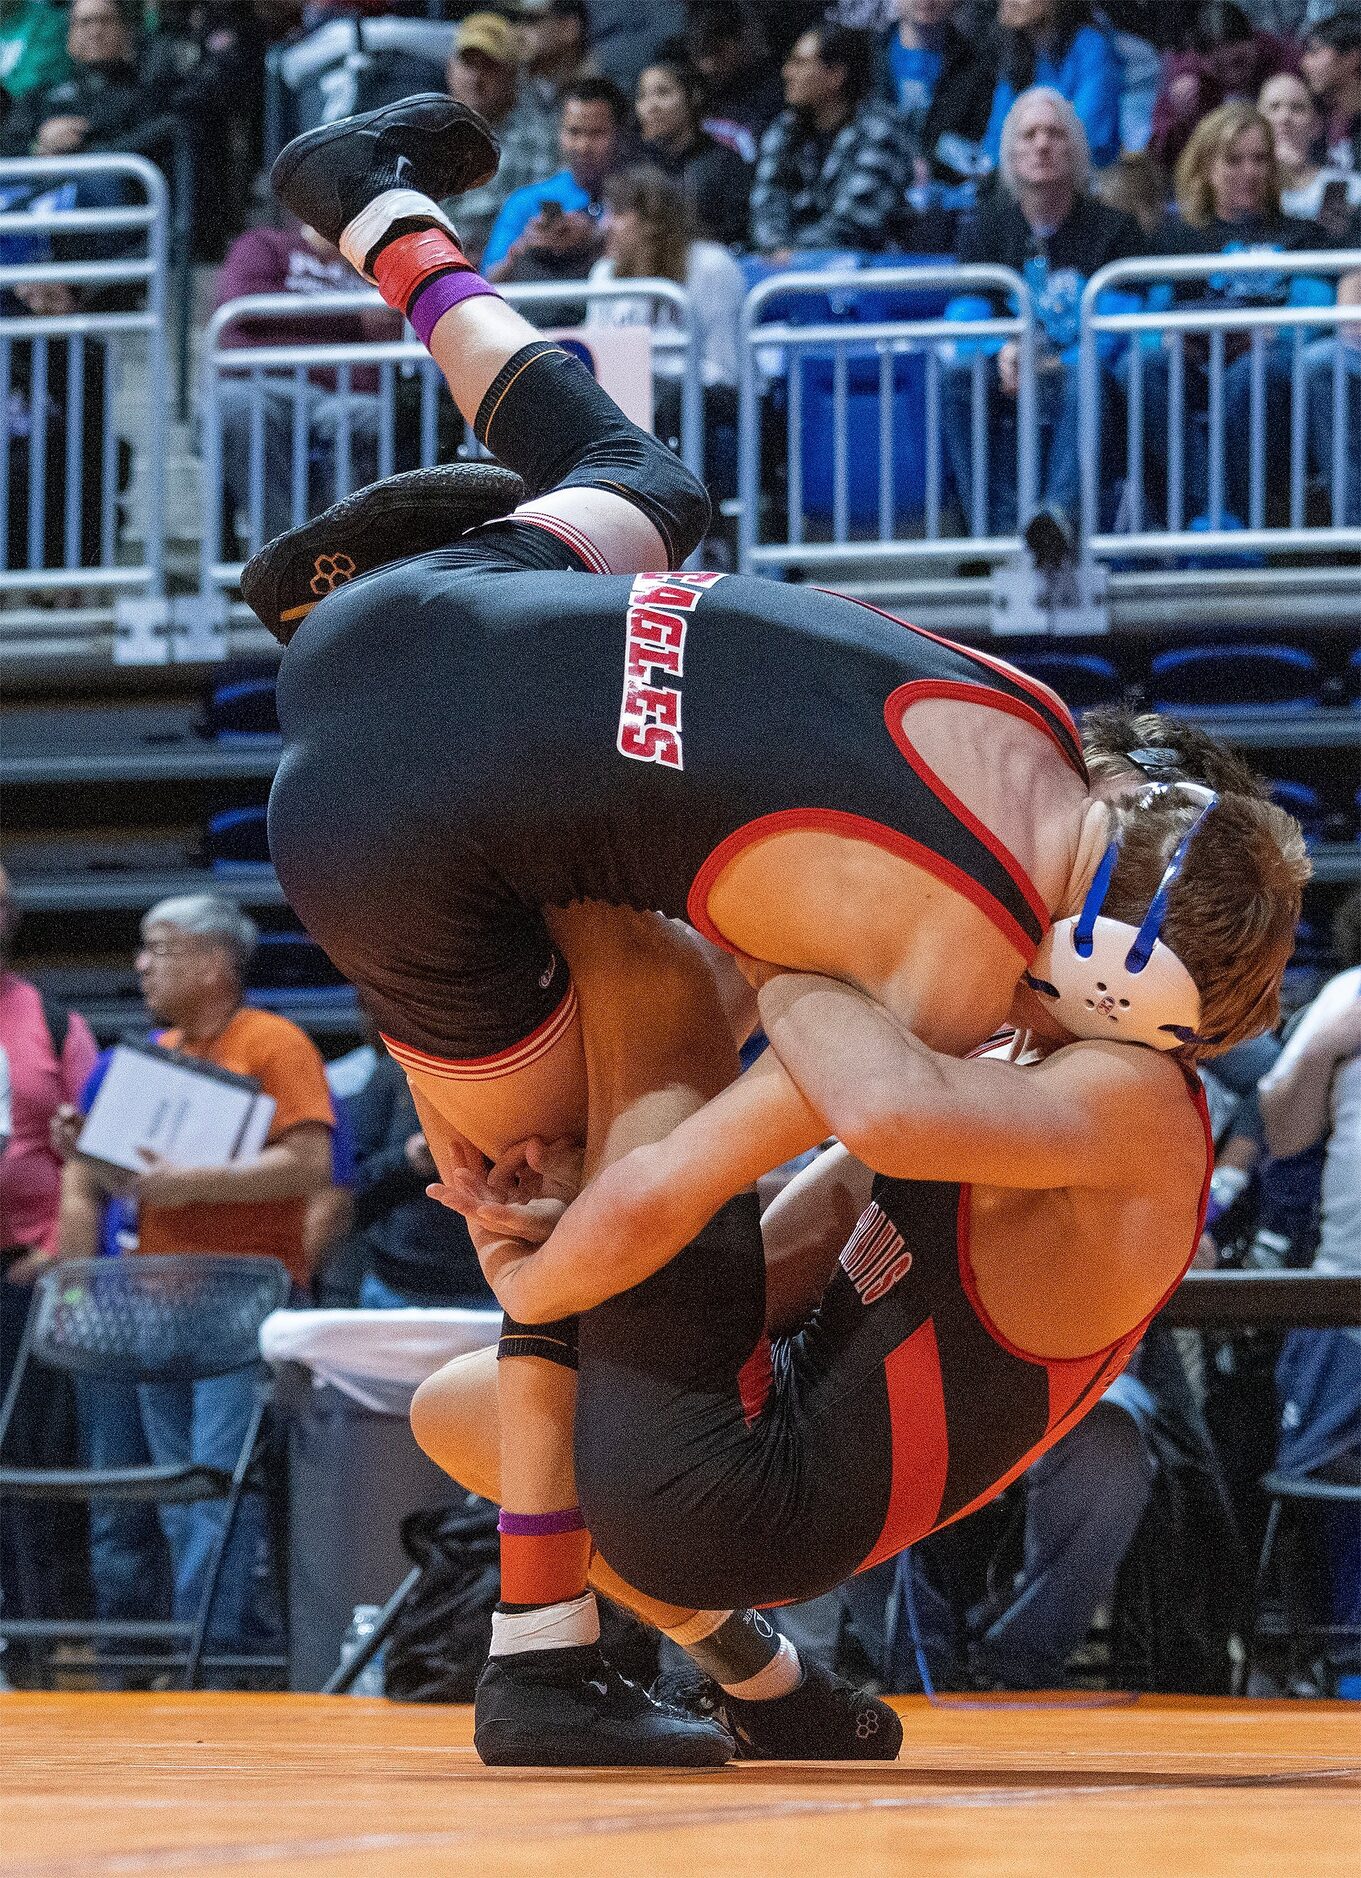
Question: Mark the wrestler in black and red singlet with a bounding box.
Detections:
[570,1070,1213,1610]
[270,546,1085,1078]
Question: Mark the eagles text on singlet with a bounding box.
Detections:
[616,571,725,770]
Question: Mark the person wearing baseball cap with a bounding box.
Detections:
[442,11,558,262]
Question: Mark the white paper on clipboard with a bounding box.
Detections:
[76,1041,276,1174]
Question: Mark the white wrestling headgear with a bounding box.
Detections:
[1023,783,1219,1052]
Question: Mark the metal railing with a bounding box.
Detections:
[736,265,1038,577]
[199,277,702,608]
[1078,249,1361,563]
[0,155,169,648]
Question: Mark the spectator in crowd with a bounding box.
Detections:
[519,0,595,115]
[1256,908,1361,1681]
[1150,1,1297,171]
[0,1,70,103]
[633,56,753,245]
[943,87,1143,540]
[481,75,628,285]
[439,12,558,264]
[749,24,911,259]
[586,0,686,95]
[686,4,792,164]
[57,894,333,1670]
[212,213,398,552]
[875,0,996,186]
[0,0,182,170]
[1094,147,1171,231]
[586,165,746,501]
[0,864,99,1678]
[1261,67,1361,227]
[336,1047,489,1309]
[1136,102,1331,526]
[982,0,1124,174]
[1304,265,1361,521]
[144,1,269,260]
[1301,5,1361,168]
[0,866,98,1287]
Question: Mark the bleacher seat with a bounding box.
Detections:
[1011,652,1121,712]
[248,931,346,991]
[797,350,932,528]
[205,807,272,871]
[1151,645,1322,715]
[203,677,279,743]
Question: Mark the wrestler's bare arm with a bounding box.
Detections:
[459,973,1192,1322]
[760,1143,872,1333]
[757,973,1185,1191]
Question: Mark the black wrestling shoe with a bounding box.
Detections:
[239,461,525,645]
[270,94,500,266]
[655,1658,902,1762]
[474,1644,736,1769]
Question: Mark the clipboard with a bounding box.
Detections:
[76,1040,276,1175]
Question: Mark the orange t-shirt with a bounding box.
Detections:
[135,1006,334,1285]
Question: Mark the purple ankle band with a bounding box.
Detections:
[409,269,499,346]
[497,1507,586,1537]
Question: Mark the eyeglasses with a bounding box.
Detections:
[137,938,198,961]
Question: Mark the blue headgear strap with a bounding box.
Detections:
[1072,840,1120,958]
[1126,792,1218,973]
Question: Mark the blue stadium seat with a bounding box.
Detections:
[796,349,930,528]
[247,930,345,991]
[204,807,271,871]
[1150,645,1321,714]
[1011,653,1121,712]
[1267,781,1324,843]
[1348,644,1361,705]
[851,253,954,324]
[204,677,279,743]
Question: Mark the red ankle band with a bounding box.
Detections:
[372,227,471,313]
[499,1527,593,1606]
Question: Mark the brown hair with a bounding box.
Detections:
[1175,102,1280,227]
[1081,707,1269,800]
[602,166,693,286]
[1102,791,1309,1056]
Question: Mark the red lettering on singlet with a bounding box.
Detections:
[626,637,683,681]
[616,571,726,771]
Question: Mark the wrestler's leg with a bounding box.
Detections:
[411,1348,692,1633]
[275,105,709,575]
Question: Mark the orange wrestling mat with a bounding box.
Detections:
[1,1693,1358,1877]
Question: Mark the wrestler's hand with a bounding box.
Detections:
[428,1136,583,1249]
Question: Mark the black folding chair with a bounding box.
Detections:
[1240,1469,1361,1697]
[0,1255,290,1689]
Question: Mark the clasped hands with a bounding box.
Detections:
[428,1133,584,1319]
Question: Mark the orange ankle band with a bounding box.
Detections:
[498,1528,593,1606]
[371,227,470,312]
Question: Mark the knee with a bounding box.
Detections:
[409,1350,494,1490]
[607,428,712,565]
[656,450,713,564]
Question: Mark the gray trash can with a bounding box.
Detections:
[275,1363,462,1691]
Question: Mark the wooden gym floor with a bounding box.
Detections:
[1,1693,1358,1878]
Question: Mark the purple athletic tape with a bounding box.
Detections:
[497,1507,587,1537]
[409,269,500,346]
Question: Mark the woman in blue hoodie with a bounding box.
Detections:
[983,0,1124,171]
